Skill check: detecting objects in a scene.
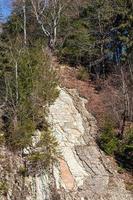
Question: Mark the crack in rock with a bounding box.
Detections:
[48,88,133,200]
[0,88,132,200]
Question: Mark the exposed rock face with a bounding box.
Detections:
[0,88,132,200]
[48,88,132,200]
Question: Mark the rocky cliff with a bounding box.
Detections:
[0,88,132,200]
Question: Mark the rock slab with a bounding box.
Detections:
[48,88,132,200]
[0,88,132,200]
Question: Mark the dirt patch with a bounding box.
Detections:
[57,65,106,126]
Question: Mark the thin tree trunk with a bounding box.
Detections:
[15,61,19,104]
[23,0,27,45]
[53,19,57,47]
[117,67,129,139]
[98,11,105,78]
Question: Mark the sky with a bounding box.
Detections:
[0,0,12,22]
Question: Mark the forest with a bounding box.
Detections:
[0,0,133,174]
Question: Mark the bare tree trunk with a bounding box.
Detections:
[30,0,50,37]
[13,61,19,131]
[30,0,64,50]
[23,0,27,46]
[98,11,105,78]
[53,19,57,47]
[15,61,19,105]
[117,67,130,139]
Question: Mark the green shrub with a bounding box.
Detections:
[117,166,124,174]
[0,40,59,172]
[98,118,133,171]
[0,181,8,196]
[98,119,119,155]
[103,138,119,155]
[7,119,35,150]
[1,44,59,152]
[116,128,133,170]
[28,129,59,172]
[0,133,5,145]
[28,152,47,167]
[76,67,89,81]
[125,182,133,192]
[18,166,28,177]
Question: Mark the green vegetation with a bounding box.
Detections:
[28,129,59,172]
[117,166,125,174]
[0,0,132,175]
[0,0,59,174]
[76,67,89,81]
[0,133,4,145]
[0,43,59,151]
[18,166,28,177]
[98,119,133,171]
[98,119,119,155]
[116,128,133,170]
[0,41,59,171]
[56,0,133,87]
[0,181,8,196]
[125,182,133,192]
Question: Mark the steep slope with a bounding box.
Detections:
[0,88,132,200]
[48,88,132,200]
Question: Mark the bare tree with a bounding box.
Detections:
[11,0,27,45]
[30,0,67,49]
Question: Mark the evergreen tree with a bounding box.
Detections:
[0,1,59,172]
[58,0,133,77]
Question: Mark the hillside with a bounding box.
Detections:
[0,0,133,199]
[0,88,132,199]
